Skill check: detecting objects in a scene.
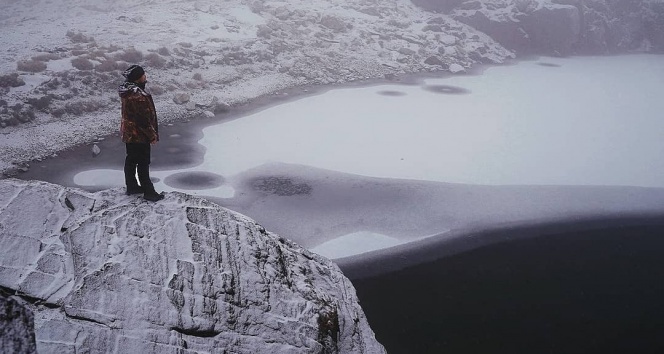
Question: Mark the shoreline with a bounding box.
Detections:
[337,212,664,279]
[8,56,501,183]
[1,55,503,178]
[2,51,642,178]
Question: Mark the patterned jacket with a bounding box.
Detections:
[119,82,159,144]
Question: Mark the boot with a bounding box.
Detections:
[126,185,144,195]
[144,191,165,202]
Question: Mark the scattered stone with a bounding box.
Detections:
[398,47,416,56]
[66,30,95,43]
[194,98,214,109]
[449,63,465,73]
[13,106,35,123]
[16,60,47,73]
[320,15,348,31]
[202,110,215,118]
[0,73,25,88]
[213,100,230,114]
[172,93,190,105]
[0,114,13,127]
[440,34,457,46]
[91,144,101,157]
[424,56,445,67]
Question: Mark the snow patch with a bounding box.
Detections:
[311,231,430,259]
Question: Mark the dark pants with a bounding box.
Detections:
[124,143,155,193]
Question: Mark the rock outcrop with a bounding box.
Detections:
[447,0,664,55]
[0,179,385,353]
[0,293,37,354]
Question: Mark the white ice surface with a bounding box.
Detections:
[311,231,437,259]
[196,54,664,188]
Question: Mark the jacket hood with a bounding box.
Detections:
[118,81,149,98]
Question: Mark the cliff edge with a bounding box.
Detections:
[0,178,385,353]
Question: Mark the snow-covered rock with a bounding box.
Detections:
[91,144,101,157]
[0,178,385,353]
[173,93,191,105]
[0,294,37,354]
[450,0,664,55]
[448,63,466,73]
[521,3,582,55]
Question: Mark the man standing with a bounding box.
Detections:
[119,64,164,202]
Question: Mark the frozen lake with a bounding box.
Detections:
[76,54,664,190]
[194,54,664,187]
[72,54,664,258]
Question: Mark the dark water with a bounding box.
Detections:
[345,221,664,354]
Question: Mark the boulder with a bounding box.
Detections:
[440,34,458,46]
[449,63,465,73]
[424,56,445,67]
[0,179,385,354]
[185,101,197,111]
[213,100,231,114]
[91,144,101,157]
[320,15,349,32]
[0,73,26,88]
[172,92,190,105]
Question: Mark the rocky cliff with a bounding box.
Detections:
[441,0,664,55]
[0,178,385,353]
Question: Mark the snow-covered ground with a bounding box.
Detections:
[0,0,513,175]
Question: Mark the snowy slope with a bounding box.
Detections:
[0,0,513,175]
[0,178,385,353]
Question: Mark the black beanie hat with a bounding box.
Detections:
[123,64,145,82]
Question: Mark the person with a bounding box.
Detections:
[119,64,164,202]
